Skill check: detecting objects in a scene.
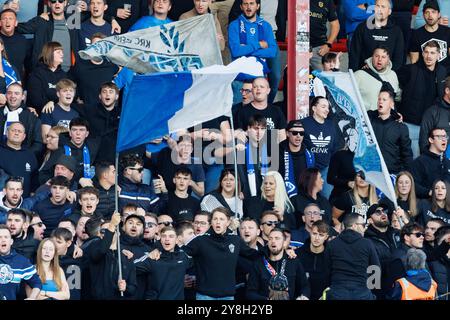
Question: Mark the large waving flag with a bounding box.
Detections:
[116,57,264,152]
[79,14,222,74]
[312,70,397,204]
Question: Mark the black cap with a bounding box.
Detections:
[423,0,440,12]
[124,214,145,225]
[286,120,304,131]
[356,170,366,180]
[55,155,77,173]
[367,203,390,218]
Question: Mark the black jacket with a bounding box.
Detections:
[105,0,149,33]
[327,149,356,204]
[398,59,447,125]
[228,0,287,42]
[429,257,450,299]
[75,102,121,164]
[364,225,401,297]
[349,18,404,71]
[410,150,450,198]
[246,252,310,300]
[134,246,192,300]
[25,63,68,112]
[17,15,80,69]
[183,228,261,297]
[368,111,413,174]
[325,229,381,289]
[420,97,450,153]
[93,178,116,220]
[11,230,39,264]
[386,243,411,290]
[293,190,332,227]
[296,239,329,300]
[0,105,43,157]
[85,230,137,300]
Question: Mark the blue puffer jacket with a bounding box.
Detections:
[118,176,167,213]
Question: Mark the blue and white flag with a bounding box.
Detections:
[313,70,397,204]
[79,14,222,74]
[116,57,264,152]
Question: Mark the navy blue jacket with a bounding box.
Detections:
[118,176,167,213]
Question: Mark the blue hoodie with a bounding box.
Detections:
[228,14,277,60]
[0,250,42,300]
[390,269,436,300]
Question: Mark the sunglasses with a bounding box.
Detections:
[127,167,144,173]
[410,232,424,238]
[158,221,173,227]
[30,222,44,228]
[145,222,157,228]
[262,221,278,227]
[50,0,65,3]
[373,209,388,216]
[289,131,305,136]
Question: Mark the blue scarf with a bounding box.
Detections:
[283,149,315,198]
[64,145,93,178]
[245,141,269,177]
[2,58,18,87]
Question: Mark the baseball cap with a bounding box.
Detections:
[423,0,440,12]
[124,214,145,225]
[55,155,77,173]
[286,120,304,131]
[367,203,390,218]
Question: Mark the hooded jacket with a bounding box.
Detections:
[368,110,413,174]
[0,190,49,224]
[11,228,40,264]
[419,97,450,154]
[397,59,447,125]
[349,18,405,71]
[183,227,261,297]
[0,105,43,157]
[410,150,450,198]
[296,238,329,300]
[325,229,381,289]
[0,249,42,300]
[84,230,137,300]
[93,178,116,220]
[134,246,192,300]
[118,176,168,213]
[25,62,68,112]
[354,57,401,111]
[390,269,437,300]
[246,252,310,300]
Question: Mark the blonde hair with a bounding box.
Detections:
[261,171,295,214]
[352,182,378,209]
[36,238,63,291]
[395,171,418,218]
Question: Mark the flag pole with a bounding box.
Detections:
[115,152,124,297]
[229,111,239,218]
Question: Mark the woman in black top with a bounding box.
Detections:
[417,179,450,226]
[294,168,332,226]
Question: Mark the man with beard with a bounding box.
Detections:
[133,226,192,300]
[247,228,310,300]
[74,216,90,249]
[30,212,46,241]
[120,213,149,300]
[0,177,48,224]
[423,218,446,257]
[364,203,401,299]
[236,218,262,299]
[143,213,158,248]
[409,0,450,74]
[6,208,39,263]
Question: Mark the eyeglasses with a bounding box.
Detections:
[158,221,173,227]
[145,222,157,228]
[50,0,65,4]
[127,167,144,173]
[373,208,388,216]
[193,221,208,226]
[240,89,252,94]
[30,222,44,228]
[289,131,305,136]
[262,221,279,227]
[409,232,424,238]
[433,135,449,141]
[304,211,321,217]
